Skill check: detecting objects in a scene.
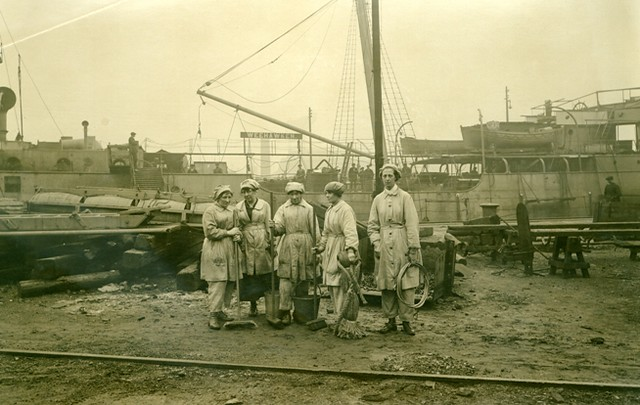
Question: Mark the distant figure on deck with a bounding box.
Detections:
[360,164,374,192]
[187,163,198,173]
[294,164,306,183]
[128,132,138,169]
[348,163,359,190]
[401,163,412,190]
[604,176,621,202]
[214,163,223,173]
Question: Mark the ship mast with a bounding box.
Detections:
[18,54,23,138]
[356,0,385,192]
[371,0,384,193]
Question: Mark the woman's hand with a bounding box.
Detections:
[408,247,419,262]
[347,249,358,264]
[227,227,241,237]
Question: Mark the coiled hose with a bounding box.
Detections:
[396,261,429,309]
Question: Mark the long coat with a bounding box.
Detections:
[318,199,359,287]
[273,199,319,282]
[367,185,422,290]
[200,203,240,282]
[235,198,272,276]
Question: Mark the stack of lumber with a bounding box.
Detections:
[4,223,204,298]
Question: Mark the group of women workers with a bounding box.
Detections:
[199,163,422,336]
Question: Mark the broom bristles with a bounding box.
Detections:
[335,319,367,339]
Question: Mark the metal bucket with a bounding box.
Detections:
[292,295,319,324]
[264,290,280,320]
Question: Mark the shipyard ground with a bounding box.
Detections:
[1,245,639,404]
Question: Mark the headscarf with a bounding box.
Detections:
[240,178,260,191]
[212,185,233,200]
[379,163,401,180]
[285,182,305,194]
[324,181,346,197]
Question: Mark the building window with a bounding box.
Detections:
[5,176,21,193]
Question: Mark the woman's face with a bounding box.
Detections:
[381,168,397,190]
[217,191,233,208]
[324,191,340,205]
[288,191,302,205]
[241,188,256,203]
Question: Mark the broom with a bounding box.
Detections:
[224,210,257,330]
[334,260,367,339]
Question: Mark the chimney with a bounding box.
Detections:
[0,87,17,142]
[82,120,89,149]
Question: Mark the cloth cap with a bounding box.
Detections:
[240,179,260,191]
[606,176,614,181]
[324,181,346,195]
[130,132,136,136]
[212,185,233,200]
[379,163,401,179]
[285,182,305,194]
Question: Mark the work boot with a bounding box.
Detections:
[279,310,292,326]
[208,317,222,330]
[378,318,397,334]
[215,311,234,322]
[249,302,258,317]
[402,321,416,336]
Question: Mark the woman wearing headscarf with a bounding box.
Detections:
[367,163,422,336]
[272,181,319,325]
[200,185,242,330]
[315,181,359,320]
[235,178,274,317]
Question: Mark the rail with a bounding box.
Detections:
[2,349,639,390]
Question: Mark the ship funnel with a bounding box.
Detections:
[82,120,89,149]
[0,87,17,142]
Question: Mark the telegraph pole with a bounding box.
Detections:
[505,86,512,122]
[308,107,313,170]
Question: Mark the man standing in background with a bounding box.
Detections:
[128,132,138,169]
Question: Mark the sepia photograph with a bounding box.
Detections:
[0,0,639,403]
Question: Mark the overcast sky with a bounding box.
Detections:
[0,0,638,171]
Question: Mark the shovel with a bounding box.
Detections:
[265,220,284,329]
[305,208,327,331]
[223,210,257,330]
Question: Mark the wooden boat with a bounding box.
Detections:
[460,121,562,150]
[0,210,154,233]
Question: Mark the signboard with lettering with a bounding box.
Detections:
[240,132,302,140]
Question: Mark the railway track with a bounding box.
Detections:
[2,348,639,391]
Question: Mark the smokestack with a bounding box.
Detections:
[0,87,17,142]
[82,120,89,149]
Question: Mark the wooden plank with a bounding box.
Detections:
[18,270,122,298]
[122,249,159,269]
[0,223,183,237]
[448,221,640,233]
[516,203,534,274]
[31,254,88,280]
[176,262,206,292]
[613,241,640,247]
[531,229,640,237]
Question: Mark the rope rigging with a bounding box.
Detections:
[330,2,417,170]
[211,4,337,105]
[200,0,338,91]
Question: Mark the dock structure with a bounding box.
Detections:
[448,209,640,276]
